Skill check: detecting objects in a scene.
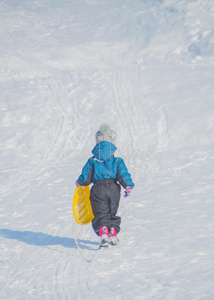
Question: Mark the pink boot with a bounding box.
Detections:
[99,226,109,237]
[109,227,119,245]
[99,226,109,248]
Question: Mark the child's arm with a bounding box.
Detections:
[116,158,134,189]
[77,157,94,186]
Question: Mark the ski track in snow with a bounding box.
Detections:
[112,66,161,186]
[1,0,214,299]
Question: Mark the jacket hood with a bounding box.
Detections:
[92,141,117,162]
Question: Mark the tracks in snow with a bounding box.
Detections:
[112,66,164,186]
[1,75,84,200]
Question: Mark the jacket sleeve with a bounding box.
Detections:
[116,158,135,189]
[77,157,94,186]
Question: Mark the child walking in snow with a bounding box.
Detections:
[75,124,134,248]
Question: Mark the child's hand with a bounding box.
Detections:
[75,180,79,186]
[124,186,132,198]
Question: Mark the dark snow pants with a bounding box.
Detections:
[90,179,121,235]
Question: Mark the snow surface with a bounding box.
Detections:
[1,0,214,299]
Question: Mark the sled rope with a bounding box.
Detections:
[72,220,99,264]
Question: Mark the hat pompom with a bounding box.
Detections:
[99,123,110,135]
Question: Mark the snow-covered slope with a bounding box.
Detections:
[0,0,214,299]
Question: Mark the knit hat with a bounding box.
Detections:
[95,124,117,145]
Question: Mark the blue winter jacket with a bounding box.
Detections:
[77,141,134,189]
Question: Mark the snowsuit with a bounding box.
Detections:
[77,141,134,235]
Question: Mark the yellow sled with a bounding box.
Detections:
[72,185,94,225]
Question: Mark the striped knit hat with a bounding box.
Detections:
[95,124,117,146]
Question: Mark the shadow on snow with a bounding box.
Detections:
[0,229,98,250]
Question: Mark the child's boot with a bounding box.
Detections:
[99,226,110,248]
[109,227,119,245]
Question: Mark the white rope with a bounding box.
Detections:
[72,220,99,264]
